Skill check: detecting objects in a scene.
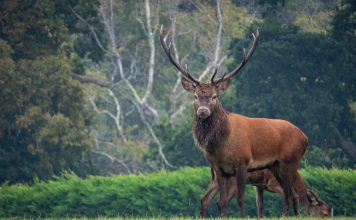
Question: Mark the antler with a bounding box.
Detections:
[212,29,260,84]
[160,25,200,86]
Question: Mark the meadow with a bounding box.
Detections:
[0,217,354,220]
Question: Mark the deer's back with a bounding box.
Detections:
[225,114,308,167]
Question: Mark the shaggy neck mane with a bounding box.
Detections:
[193,101,230,153]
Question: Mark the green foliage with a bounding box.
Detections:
[0,167,355,217]
[0,55,92,182]
[300,167,356,216]
[0,0,106,183]
[304,145,355,168]
[0,40,16,129]
[332,0,356,41]
[0,0,106,63]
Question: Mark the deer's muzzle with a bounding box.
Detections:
[197,106,211,119]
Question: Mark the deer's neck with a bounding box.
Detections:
[193,102,230,153]
[293,175,309,208]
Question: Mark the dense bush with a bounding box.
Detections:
[0,167,355,217]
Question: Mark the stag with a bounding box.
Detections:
[200,168,330,217]
[160,26,308,217]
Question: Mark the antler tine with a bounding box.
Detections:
[160,25,200,85]
[210,66,219,84]
[212,29,260,84]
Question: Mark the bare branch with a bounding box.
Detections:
[213,0,223,71]
[88,0,173,169]
[152,2,161,36]
[89,91,127,141]
[199,0,224,81]
[190,0,218,25]
[142,0,156,103]
[142,115,175,168]
[91,150,132,174]
[136,17,148,36]
[71,73,112,88]
[127,97,174,168]
[170,104,187,121]
[69,7,107,53]
[92,132,131,174]
[167,11,196,119]
[108,89,127,141]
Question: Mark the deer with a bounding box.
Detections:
[160,26,308,217]
[200,168,330,217]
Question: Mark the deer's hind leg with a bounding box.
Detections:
[269,162,298,216]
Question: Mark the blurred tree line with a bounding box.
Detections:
[0,0,355,183]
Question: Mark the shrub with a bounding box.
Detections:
[0,167,355,217]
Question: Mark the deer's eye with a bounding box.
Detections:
[194,95,198,100]
[212,95,217,100]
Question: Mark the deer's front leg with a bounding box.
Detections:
[200,168,219,218]
[254,186,264,218]
[216,175,230,217]
[236,166,247,218]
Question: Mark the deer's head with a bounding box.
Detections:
[307,188,330,217]
[160,26,259,120]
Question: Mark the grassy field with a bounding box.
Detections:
[12,217,353,220]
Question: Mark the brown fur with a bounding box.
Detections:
[186,82,308,217]
[193,100,229,153]
[200,168,330,217]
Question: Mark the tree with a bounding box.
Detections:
[0,0,105,182]
[0,0,106,71]
[0,54,93,182]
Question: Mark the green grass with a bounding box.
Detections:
[2,217,353,220]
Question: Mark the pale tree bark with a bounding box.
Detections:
[303,0,322,31]
[71,0,174,169]
[142,0,157,103]
[88,89,126,141]
[166,3,195,120]
[92,133,132,174]
[102,0,174,168]
[198,0,226,81]
[70,73,112,88]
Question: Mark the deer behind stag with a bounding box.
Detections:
[200,168,330,217]
[160,26,308,217]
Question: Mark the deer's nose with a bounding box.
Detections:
[197,106,211,119]
[323,212,330,217]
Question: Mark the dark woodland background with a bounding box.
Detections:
[0,0,355,183]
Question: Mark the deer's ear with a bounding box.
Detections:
[307,190,319,206]
[181,77,196,93]
[215,78,230,93]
